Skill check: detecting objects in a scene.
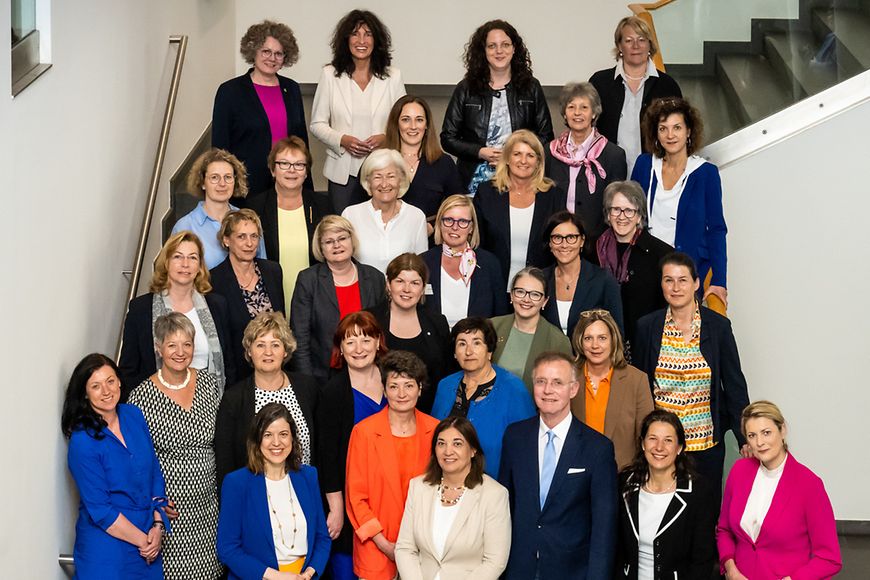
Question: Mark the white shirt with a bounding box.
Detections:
[537,412,573,475]
[740,455,787,542]
[265,475,309,563]
[637,488,675,580]
[183,308,209,370]
[647,155,707,246]
[440,268,471,328]
[615,58,659,176]
[556,300,572,335]
[508,203,535,283]
[432,492,464,567]
[342,200,428,273]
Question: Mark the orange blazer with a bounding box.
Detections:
[346,407,438,580]
[571,363,653,470]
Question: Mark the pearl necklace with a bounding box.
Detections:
[157,368,191,391]
[267,476,299,550]
[438,478,466,506]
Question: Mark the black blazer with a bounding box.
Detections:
[118,292,235,400]
[246,187,334,264]
[402,154,465,220]
[543,137,627,238]
[633,306,750,447]
[367,300,453,412]
[419,246,509,320]
[473,181,564,286]
[587,229,672,352]
[616,474,717,580]
[289,261,385,380]
[541,259,625,338]
[212,70,312,197]
[588,67,682,152]
[209,257,286,379]
[214,372,319,489]
[441,78,554,185]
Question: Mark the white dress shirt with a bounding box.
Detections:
[615,58,659,176]
[740,455,787,542]
[537,412,573,475]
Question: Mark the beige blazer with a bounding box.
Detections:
[395,474,510,580]
[309,64,406,184]
[571,363,654,470]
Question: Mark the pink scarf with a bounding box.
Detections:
[442,244,477,287]
[549,129,609,193]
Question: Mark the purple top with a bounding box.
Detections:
[253,83,288,145]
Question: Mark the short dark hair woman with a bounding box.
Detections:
[441,20,554,193]
[396,416,511,578]
[217,403,331,579]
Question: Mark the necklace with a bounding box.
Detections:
[332,264,358,287]
[256,373,288,392]
[235,264,256,290]
[267,475,299,550]
[624,72,647,81]
[438,478,466,505]
[157,368,190,391]
[644,478,676,494]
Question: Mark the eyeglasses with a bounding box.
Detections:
[486,41,513,51]
[275,160,307,172]
[608,206,638,218]
[549,233,581,245]
[511,287,545,302]
[207,173,234,184]
[259,48,285,60]
[322,234,351,247]
[440,217,473,229]
[621,36,649,47]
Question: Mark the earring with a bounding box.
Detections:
[619,51,623,58]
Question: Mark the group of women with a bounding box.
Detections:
[61,8,843,580]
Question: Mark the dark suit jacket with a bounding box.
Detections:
[588,67,682,152]
[616,474,717,580]
[473,181,564,286]
[633,306,750,447]
[420,245,509,319]
[245,187,334,264]
[289,261,385,380]
[402,154,465,219]
[214,372,319,488]
[541,259,625,338]
[209,257,286,379]
[118,292,235,400]
[499,415,617,579]
[367,300,453,412]
[544,137,627,238]
[212,70,312,197]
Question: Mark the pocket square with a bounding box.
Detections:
[567,467,586,474]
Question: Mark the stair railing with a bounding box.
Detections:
[628,0,677,71]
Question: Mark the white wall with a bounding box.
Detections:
[655,0,798,64]
[234,0,633,85]
[0,0,236,576]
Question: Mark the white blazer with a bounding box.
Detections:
[395,474,511,580]
[309,64,406,185]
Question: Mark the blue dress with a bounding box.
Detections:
[67,404,167,579]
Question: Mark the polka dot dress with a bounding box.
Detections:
[128,371,222,580]
[255,385,312,465]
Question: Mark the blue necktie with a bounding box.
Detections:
[540,430,556,509]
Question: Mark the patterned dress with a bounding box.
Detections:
[128,371,223,579]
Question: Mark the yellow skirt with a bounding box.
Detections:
[278,558,304,573]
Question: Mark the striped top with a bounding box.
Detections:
[653,305,714,451]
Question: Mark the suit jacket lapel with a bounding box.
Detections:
[254,474,278,552]
[289,469,316,553]
[542,419,580,512]
[336,73,353,118]
[756,455,795,543]
[603,367,628,440]
[656,478,689,537]
[623,484,641,540]
[317,264,339,310]
[570,364,588,422]
[371,411,404,505]
[567,260,595,332]
[367,75,389,118]
[442,484,482,558]
[242,71,271,131]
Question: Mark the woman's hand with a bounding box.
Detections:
[478,146,502,165]
[373,532,396,561]
[364,133,386,151]
[326,509,344,540]
[163,499,179,520]
[138,527,163,563]
[703,284,728,309]
[724,559,748,580]
[739,443,753,458]
[341,134,372,158]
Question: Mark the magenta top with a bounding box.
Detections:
[253,83,288,145]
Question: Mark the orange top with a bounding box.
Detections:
[584,367,613,434]
[345,407,439,580]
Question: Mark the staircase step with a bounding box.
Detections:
[764,30,839,99]
[717,54,793,125]
[812,7,870,77]
[670,75,738,143]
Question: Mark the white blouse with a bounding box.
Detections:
[440,269,471,328]
[740,455,787,541]
[557,300,572,334]
[508,204,535,284]
[342,200,428,273]
[182,307,209,370]
[265,475,309,563]
[637,489,675,580]
[431,492,465,580]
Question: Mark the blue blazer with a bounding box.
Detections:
[217,466,331,580]
[631,154,728,287]
[420,245,509,319]
[498,415,617,580]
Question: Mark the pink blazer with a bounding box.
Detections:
[716,455,842,579]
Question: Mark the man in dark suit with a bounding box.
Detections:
[499,351,617,579]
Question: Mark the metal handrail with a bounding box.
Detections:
[115,35,188,362]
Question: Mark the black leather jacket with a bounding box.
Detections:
[440,77,554,186]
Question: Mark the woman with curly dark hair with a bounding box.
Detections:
[212,20,311,199]
[441,20,553,194]
[311,9,406,214]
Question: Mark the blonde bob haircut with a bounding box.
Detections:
[241,311,297,363]
[741,400,788,451]
[434,194,481,249]
[311,215,360,263]
[187,148,249,199]
[612,16,659,60]
[492,130,554,194]
[218,209,264,248]
[359,149,411,199]
[150,231,212,294]
[571,309,627,370]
